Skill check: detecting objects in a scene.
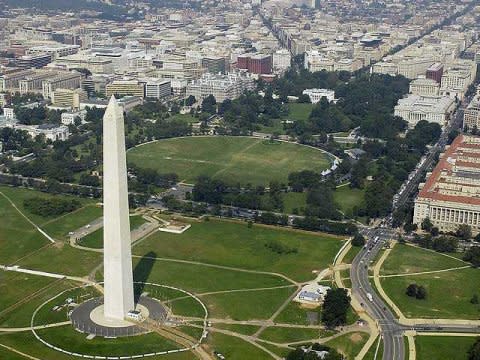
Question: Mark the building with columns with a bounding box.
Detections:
[394,94,455,128]
[413,135,480,235]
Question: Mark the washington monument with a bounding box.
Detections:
[102,95,135,320]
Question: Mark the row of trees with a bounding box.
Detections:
[23,197,81,217]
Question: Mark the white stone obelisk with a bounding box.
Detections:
[103,95,135,320]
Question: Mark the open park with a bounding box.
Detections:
[0,185,371,360]
[127,136,332,185]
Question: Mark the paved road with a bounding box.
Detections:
[351,228,405,360]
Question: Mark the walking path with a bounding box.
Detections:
[379,265,471,278]
[0,343,41,360]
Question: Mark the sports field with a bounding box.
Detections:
[127,136,331,185]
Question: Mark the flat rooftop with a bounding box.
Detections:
[418,134,480,206]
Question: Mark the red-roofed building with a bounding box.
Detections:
[413,134,480,234]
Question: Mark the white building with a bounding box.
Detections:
[409,78,440,97]
[61,110,87,125]
[394,95,456,128]
[302,89,336,104]
[186,72,255,103]
[145,79,171,100]
[3,107,14,119]
[273,49,291,71]
[15,124,70,141]
[294,284,331,305]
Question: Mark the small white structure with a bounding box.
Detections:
[294,284,331,305]
[302,88,336,104]
[61,110,87,125]
[126,310,143,321]
[3,107,14,119]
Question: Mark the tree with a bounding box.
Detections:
[470,294,479,304]
[416,285,427,300]
[421,217,433,232]
[474,233,480,243]
[201,95,217,114]
[463,247,480,267]
[351,233,366,247]
[321,288,350,328]
[456,224,472,240]
[467,338,480,360]
[406,283,418,297]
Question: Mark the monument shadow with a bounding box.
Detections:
[133,251,157,304]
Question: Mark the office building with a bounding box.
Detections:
[237,54,272,74]
[106,80,145,98]
[145,79,171,99]
[16,54,52,69]
[42,72,82,99]
[201,56,226,74]
[409,78,440,97]
[426,63,444,84]
[394,95,455,128]
[413,135,480,235]
[463,91,480,130]
[52,88,88,109]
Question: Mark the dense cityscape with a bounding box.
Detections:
[0,1,479,360]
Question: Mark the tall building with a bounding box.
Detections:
[273,49,291,71]
[145,79,171,100]
[413,135,480,235]
[237,54,272,74]
[201,56,226,74]
[106,80,145,98]
[426,63,444,84]
[16,54,52,69]
[102,96,135,320]
[52,88,88,109]
[463,90,480,130]
[42,72,82,99]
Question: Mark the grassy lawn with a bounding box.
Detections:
[380,244,467,276]
[258,326,329,344]
[325,332,369,360]
[131,256,289,293]
[333,186,365,215]
[257,118,287,134]
[206,332,272,360]
[200,287,295,321]
[133,218,344,282]
[415,336,477,360]
[169,113,198,124]
[213,324,260,336]
[0,276,73,328]
[286,103,313,121]
[127,136,330,186]
[342,245,361,264]
[78,215,146,249]
[282,192,307,214]
[381,267,480,319]
[36,325,180,357]
[18,244,102,277]
[274,301,319,325]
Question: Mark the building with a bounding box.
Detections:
[409,78,440,97]
[15,123,70,141]
[441,68,472,100]
[117,96,143,113]
[237,54,272,74]
[42,72,82,99]
[273,49,291,71]
[294,284,331,305]
[302,88,336,104]
[186,72,255,103]
[394,95,456,128]
[61,110,86,125]
[397,58,433,80]
[201,56,226,74]
[105,80,145,98]
[27,44,80,60]
[52,88,87,109]
[463,91,480,131]
[426,63,444,84]
[3,107,14,119]
[16,54,52,69]
[413,135,480,235]
[145,79,171,100]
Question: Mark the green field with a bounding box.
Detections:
[169,113,198,124]
[380,244,467,276]
[286,103,313,121]
[258,326,329,344]
[133,218,344,282]
[381,267,480,319]
[325,332,369,360]
[127,136,331,185]
[282,191,307,214]
[415,336,477,360]
[333,185,365,216]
